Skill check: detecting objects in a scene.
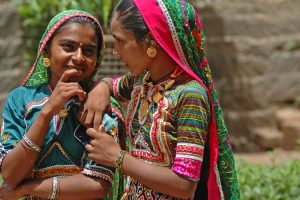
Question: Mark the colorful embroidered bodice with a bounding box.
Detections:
[113,72,211,199]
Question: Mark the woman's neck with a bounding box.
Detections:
[148,52,177,83]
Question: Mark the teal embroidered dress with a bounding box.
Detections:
[1,84,115,181]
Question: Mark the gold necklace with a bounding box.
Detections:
[138,67,183,122]
[139,71,151,123]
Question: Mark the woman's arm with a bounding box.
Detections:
[1,108,53,187]
[122,153,197,199]
[0,174,110,200]
[1,69,87,187]
[86,126,197,199]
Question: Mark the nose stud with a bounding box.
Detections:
[82,57,85,61]
[112,50,119,56]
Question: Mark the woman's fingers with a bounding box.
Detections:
[93,111,103,130]
[59,69,82,83]
[98,125,105,133]
[85,143,94,152]
[86,127,99,139]
[63,88,86,102]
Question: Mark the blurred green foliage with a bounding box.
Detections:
[236,159,300,200]
[12,0,119,66]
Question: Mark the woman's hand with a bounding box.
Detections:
[78,80,112,129]
[43,69,86,116]
[85,125,121,167]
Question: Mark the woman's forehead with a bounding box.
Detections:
[52,23,98,44]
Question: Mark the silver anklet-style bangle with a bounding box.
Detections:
[49,177,59,200]
[23,134,41,152]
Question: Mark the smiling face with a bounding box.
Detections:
[46,22,98,87]
[111,13,151,77]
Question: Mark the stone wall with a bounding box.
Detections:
[0,2,26,115]
[194,0,300,151]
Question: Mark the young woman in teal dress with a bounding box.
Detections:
[0,10,124,199]
[82,0,240,199]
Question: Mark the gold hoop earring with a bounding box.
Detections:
[43,57,51,68]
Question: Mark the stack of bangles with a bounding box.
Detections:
[48,177,60,200]
[115,150,126,173]
[22,134,41,152]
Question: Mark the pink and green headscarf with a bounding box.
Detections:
[133,0,240,199]
[22,10,104,87]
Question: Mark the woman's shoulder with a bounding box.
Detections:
[7,84,49,103]
[175,78,208,98]
[8,86,29,97]
[9,84,45,95]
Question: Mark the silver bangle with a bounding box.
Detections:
[23,134,41,152]
[49,177,59,200]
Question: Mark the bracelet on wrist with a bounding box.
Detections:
[48,177,60,200]
[22,134,41,153]
[115,150,126,173]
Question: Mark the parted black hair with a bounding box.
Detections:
[113,0,149,42]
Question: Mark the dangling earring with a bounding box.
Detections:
[43,57,51,68]
[147,40,157,58]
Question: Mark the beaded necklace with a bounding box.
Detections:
[138,66,183,125]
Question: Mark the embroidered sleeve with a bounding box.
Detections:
[0,142,7,168]
[171,83,210,181]
[82,160,115,185]
[0,89,26,170]
[112,72,134,101]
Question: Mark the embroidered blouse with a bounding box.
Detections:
[0,84,119,186]
[113,72,211,199]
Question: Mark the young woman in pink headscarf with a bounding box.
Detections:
[81,0,240,199]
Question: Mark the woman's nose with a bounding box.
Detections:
[73,48,84,63]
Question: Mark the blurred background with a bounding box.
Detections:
[0,0,299,199]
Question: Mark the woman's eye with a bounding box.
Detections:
[83,47,97,56]
[62,43,74,51]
